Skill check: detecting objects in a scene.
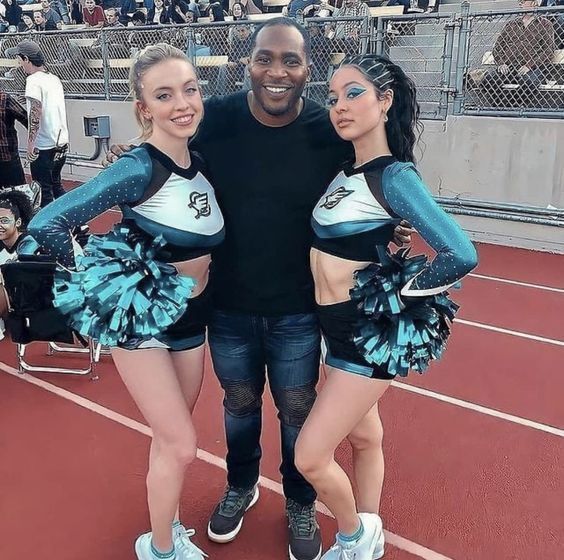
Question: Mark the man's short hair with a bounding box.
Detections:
[5,40,45,67]
[249,17,312,64]
[131,10,147,23]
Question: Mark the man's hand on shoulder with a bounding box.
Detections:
[102,143,135,168]
[392,220,414,247]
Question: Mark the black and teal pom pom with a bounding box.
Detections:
[52,225,195,347]
[350,247,459,377]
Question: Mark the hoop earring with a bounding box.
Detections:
[383,113,388,123]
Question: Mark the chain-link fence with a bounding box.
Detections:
[458,5,564,116]
[374,12,455,119]
[303,16,368,105]
[1,6,563,118]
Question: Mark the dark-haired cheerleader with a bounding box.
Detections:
[295,55,478,560]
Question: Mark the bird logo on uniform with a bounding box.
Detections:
[188,191,211,219]
[321,186,354,209]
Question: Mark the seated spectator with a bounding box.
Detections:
[303,1,335,17]
[82,0,105,27]
[41,0,62,29]
[228,2,247,41]
[415,0,441,12]
[33,10,58,31]
[230,1,247,19]
[70,0,83,24]
[483,0,555,94]
[208,1,226,20]
[284,0,320,18]
[17,13,35,31]
[102,0,124,8]
[218,22,252,93]
[169,0,191,23]
[387,0,410,12]
[229,0,260,15]
[130,8,146,24]
[186,0,201,16]
[329,0,369,53]
[48,0,70,24]
[119,0,138,24]
[4,0,22,32]
[105,6,125,26]
[147,0,169,24]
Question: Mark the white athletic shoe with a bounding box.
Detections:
[174,525,208,559]
[135,532,175,560]
[321,513,384,560]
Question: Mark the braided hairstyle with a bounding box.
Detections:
[0,190,34,231]
[340,54,422,163]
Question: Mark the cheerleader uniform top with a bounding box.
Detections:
[25,143,225,269]
[311,156,478,296]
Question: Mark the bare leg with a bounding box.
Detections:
[112,346,204,552]
[295,367,391,535]
[169,344,206,522]
[347,403,385,513]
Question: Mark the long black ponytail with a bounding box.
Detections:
[341,54,422,163]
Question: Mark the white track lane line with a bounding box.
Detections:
[468,273,564,294]
[0,362,454,560]
[392,381,564,438]
[455,319,564,347]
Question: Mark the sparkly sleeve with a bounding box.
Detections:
[382,164,478,296]
[26,149,151,268]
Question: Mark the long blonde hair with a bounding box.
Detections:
[129,44,196,140]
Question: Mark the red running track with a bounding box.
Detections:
[0,208,562,560]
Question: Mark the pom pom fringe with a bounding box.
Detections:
[350,247,459,377]
[53,224,195,347]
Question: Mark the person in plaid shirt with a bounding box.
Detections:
[0,90,28,188]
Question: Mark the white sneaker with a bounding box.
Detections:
[135,532,175,560]
[321,513,384,560]
[174,524,208,559]
[369,513,385,560]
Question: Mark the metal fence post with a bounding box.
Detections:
[374,16,385,56]
[100,29,111,101]
[438,15,457,119]
[453,1,471,115]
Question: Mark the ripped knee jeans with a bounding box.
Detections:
[209,309,321,505]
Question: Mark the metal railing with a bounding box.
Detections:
[0,5,563,119]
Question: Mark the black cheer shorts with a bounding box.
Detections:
[119,286,212,352]
[317,299,395,381]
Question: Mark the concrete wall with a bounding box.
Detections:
[22,100,563,253]
[417,116,564,253]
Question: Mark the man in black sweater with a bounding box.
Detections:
[108,18,410,560]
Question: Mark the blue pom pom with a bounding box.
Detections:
[52,224,196,347]
[350,247,459,377]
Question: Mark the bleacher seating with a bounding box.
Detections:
[480,49,564,92]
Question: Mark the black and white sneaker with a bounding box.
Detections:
[287,499,322,560]
[207,485,259,543]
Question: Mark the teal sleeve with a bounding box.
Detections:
[26,148,151,268]
[382,164,478,296]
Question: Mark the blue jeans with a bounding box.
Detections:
[209,310,321,506]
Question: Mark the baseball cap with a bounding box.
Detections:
[5,40,43,59]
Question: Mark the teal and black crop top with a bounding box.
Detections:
[311,156,478,297]
[25,143,225,268]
